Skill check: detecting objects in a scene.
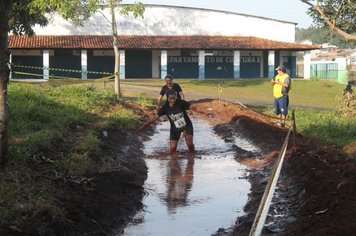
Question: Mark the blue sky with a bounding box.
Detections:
[122,0,314,28]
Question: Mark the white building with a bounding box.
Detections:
[9,4,319,79]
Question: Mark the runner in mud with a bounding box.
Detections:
[271,65,290,127]
[138,89,195,154]
[157,74,185,108]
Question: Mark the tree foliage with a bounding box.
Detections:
[296,27,355,48]
[8,1,47,35]
[302,0,356,41]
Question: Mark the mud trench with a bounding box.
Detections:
[118,117,260,235]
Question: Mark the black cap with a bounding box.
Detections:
[275,65,286,73]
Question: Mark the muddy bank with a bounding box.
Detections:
[48,130,148,235]
[192,99,356,235]
[0,103,151,236]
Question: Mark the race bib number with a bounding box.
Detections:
[174,117,186,129]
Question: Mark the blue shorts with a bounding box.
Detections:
[274,96,288,115]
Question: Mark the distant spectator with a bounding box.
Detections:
[271,65,291,127]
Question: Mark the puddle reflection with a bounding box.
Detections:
[165,156,194,213]
[121,118,255,236]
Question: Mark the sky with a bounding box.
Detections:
[121,0,314,28]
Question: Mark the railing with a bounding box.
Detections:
[310,61,338,80]
[249,110,296,236]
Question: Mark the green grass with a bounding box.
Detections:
[294,109,356,147]
[121,78,345,108]
[2,83,144,226]
[8,84,116,157]
[98,109,139,129]
[257,106,356,147]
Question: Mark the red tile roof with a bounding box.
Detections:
[8,35,320,50]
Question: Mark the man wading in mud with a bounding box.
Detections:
[271,65,290,127]
[157,74,185,108]
[137,89,195,154]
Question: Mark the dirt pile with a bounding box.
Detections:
[192,99,356,236]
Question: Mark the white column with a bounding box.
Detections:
[268,50,275,78]
[291,52,297,78]
[233,50,240,79]
[9,53,12,80]
[303,50,311,79]
[119,50,125,80]
[43,49,49,80]
[81,50,88,79]
[160,50,167,79]
[198,50,205,79]
[260,51,263,78]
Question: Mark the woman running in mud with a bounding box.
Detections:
[137,89,195,155]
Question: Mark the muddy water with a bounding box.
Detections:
[121,118,256,236]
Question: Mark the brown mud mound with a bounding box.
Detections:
[192,99,356,236]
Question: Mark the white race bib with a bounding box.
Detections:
[174,117,186,129]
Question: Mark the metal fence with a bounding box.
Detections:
[310,61,338,80]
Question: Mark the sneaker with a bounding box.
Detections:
[276,121,285,127]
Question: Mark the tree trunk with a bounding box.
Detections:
[110,0,121,97]
[113,37,120,97]
[0,0,11,167]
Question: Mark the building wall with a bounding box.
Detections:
[152,50,160,78]
[11,49,44,79]
[50,49,81,78]
[32,5,296,43]
[240,50,262,78]
[11,48,298,79]
[125,50,152,78]
[167,50,199,78]
[88,50,115,78]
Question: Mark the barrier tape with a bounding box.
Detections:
[235,99,292,121]
[12,71,115,81]
[12,64,114,75]
[249,112,295,236]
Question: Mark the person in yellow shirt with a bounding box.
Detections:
[271,65,290,127]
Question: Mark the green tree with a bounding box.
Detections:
[296,27,355,48]
[32,0,145,96]
[0,0,49,167]
[0,0,144,167]
[301,0,356,41]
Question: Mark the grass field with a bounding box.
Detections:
[256,105,356,147]
[120,78,345,108]
[20,78,344,108]
[117,79,355,147]
[2,83,150,226]
[2,80,355,226]
[11,78,355,147]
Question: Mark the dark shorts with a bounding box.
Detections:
[170,123,193,141]
[274,96,288,115]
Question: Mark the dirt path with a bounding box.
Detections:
[191,100,356,235]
